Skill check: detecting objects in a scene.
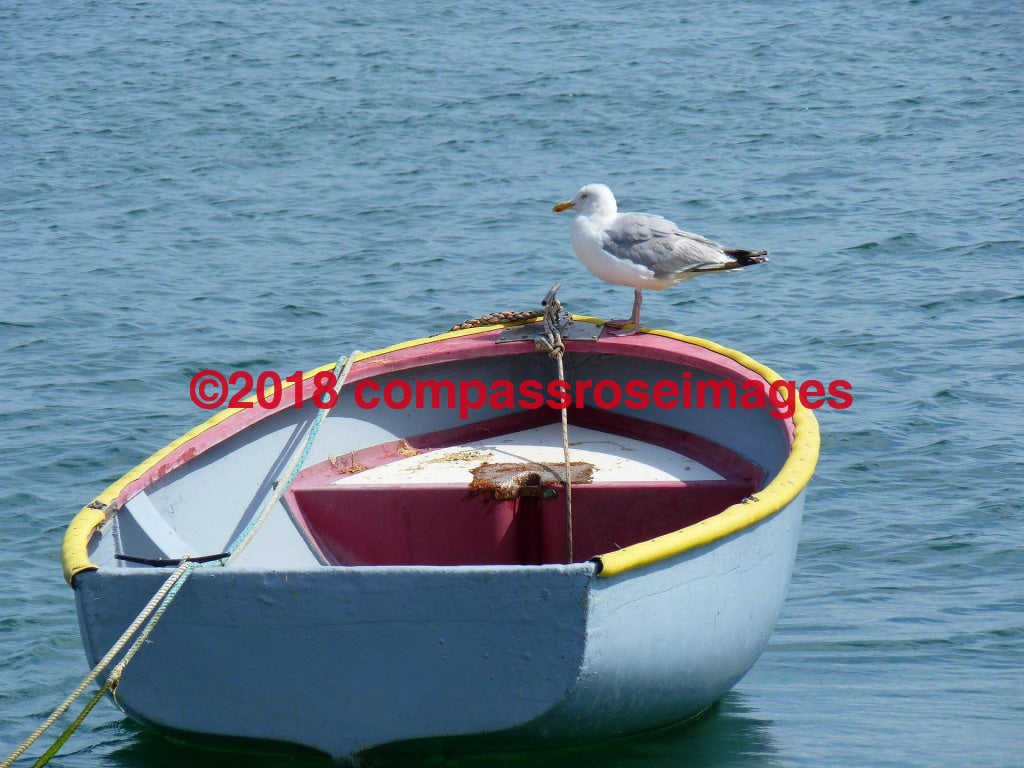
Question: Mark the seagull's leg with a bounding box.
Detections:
[607,289,642,336]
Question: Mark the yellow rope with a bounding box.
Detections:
[6,351,363,765]
[29,680,112,768]
[0,558,192,768]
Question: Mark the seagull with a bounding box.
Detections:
[553,183,768,336]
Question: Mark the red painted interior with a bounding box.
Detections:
[287,408,764,567]
[295,479,758,566]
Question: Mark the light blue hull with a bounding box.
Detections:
[75,495,802,760]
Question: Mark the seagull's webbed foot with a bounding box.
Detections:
[604,289,643,337]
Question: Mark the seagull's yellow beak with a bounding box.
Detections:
[552,201,575,213]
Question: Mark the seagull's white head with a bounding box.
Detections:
[553,183,618,218]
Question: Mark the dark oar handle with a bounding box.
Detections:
[114,553,230,567]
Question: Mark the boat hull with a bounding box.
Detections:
[65,322,818,761]
[75,564,593,759]
[74,497,802,760]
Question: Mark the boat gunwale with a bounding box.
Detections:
[61,317,819,584]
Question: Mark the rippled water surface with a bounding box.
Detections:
[2,2,1022,766]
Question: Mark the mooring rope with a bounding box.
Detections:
[28,680,109,768]
[1,557,193,768]
[27,555,200,768]
[536,284,574,564]
[3,351,360,767]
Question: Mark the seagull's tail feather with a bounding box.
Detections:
[723,248,769,265]
[689,249,769,274]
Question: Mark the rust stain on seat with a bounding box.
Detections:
[469,461,594,499]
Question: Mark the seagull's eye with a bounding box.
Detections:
[580,192,589,199]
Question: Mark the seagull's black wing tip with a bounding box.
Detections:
[724,248,769,265]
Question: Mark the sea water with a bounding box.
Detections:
[1,2,1022,766]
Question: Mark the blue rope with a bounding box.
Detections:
[224,353,352,560]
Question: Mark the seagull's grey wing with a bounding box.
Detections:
[601,213,729,276]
